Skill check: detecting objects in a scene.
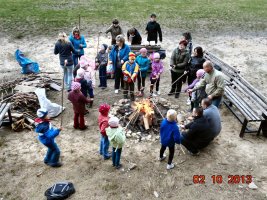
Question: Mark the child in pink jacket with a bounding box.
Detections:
[150,52,164,97]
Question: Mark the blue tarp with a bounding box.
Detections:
[15,49,40,74]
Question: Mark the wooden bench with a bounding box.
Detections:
[0,103,12,127]
[204,51,267,137]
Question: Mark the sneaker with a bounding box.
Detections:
[158,155,166,161]
[168,90,175,96]
[156,90,161,95]
[186,98,191,105]
[175,93,180,98]
[189,151,200,156]
[153,93,157,97]
[137,91,144,97]
[50,162,63,168]
[98,84,102,88]
[104,156,111,160]
[167,163,175,170]
[115,89,119,94]
[79,125,88,130]
[116,164,122,169]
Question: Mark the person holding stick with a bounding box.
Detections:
[150,52,164,97]
[169,40,190,98]
[105,19,123,45]
[136,48,150,97]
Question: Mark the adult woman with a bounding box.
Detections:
[109,35,131,94]
[169,40,190,98]
[186,47,205,85]
[127,28,142,45]
[69,27,87,67]
[54,32,76,91]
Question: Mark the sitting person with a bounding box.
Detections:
[201,98,222,138]
[180,107,214,155]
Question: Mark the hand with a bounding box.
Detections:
[121,60,124,64]
[108,36,111,39]
[131,74,136,80]
[79,44,83,48]
[184,71,188,74]
[109,61,113,64]
[59,127,63,131]
[208,95,213,100]
[64,60,68,66]
[95,63,99,67]
[187,89,193,94]
[180,125,185,129]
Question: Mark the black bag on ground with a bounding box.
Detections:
[45,182,75,200]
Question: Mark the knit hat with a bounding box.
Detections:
[153,52,160,59]
[108,116,119,128]
[101,44,108,51]
[80,58,89,69]
[99,103,111,116]
[139,48,147,54]
[129,52,136,60]
[166,109,177,122]
[179,40,188,47]
[196,69,205,78]
[77,68,85,78]
[37,108,48,118]
[71,82,81,91]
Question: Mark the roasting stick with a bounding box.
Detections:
[60,60,67,127]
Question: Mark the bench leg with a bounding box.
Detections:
[240,119,248,138]
[7,108,12,124]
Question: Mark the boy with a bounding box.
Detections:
[105,19,123,45]
[95,44,108,89]
[106,117,126,169]
[35,108,62,167]
[68,82,91,130]
[122,52,139,101]
[145,14,162,45]
[159,109,181,170]
[98,103,111,159]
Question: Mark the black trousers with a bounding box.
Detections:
[123,81,135,100]
[188,71,197,86]
[137,74,146,91]
[160,145,175,165]
[171,71,184,94]
[114,67,124,90]
[150,77,160,93]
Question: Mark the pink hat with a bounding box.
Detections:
[139,48,147,54]
[80,59,89,68]
[153,52,160,59]
[71,82,81,91]
[77,68,85,78]
[108,116,119,128]
[196,69,205,78]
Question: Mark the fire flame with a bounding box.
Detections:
[132,99,154,115]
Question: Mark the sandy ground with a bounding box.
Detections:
[0,32,267,200]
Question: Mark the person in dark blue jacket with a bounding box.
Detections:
[35,108,62,167]
[69,27,87,67]
[159,109,181,170]
[109,35,131,94]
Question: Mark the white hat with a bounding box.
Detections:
[167,109,177,122]
[108,116,119,127]
[154,52,160,59]
[37,108,48,118]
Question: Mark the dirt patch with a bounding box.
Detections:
[0,32,267,200]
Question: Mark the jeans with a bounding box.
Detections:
[171,71,184,94]
[160,145,175,165]
[114,67,124,90]
[112,147,122,167]
[74,112,85,129]
[44,142,60,166]
[100,135,110,158]
[73,54,82,67]
[212,96,222,108]
[88,88,94,98]
[61,65,74,91]
[99,65,107,87]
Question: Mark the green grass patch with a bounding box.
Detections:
[0,0,266,36]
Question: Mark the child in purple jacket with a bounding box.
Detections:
[150,52,164,97]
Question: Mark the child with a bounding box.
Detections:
[184,69,206,111]
[105,19,123,45]
[136,48,150,97]
[145,14,162,45]
[159,109,181,170]
[106,116,126,169]
[68,82,91,130]
[122,52,139,101]
[95,44,108,89]
[98,103,111,159]
[150,52,163,97]
[82,57,96,107]
[35,108,62,167]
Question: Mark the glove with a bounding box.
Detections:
[131,74,137,81]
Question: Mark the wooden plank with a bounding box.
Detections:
[14,85,37,93]
[0,103,10,122]
[50,83,62,91]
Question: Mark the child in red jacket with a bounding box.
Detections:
[68,82,91,130]
[98,103,111,159]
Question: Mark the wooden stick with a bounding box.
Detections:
[60,61,66,127]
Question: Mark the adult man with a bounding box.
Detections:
[188,60,225,107]
[105,19,123,45]
[201,98,222,138]
[180,107,213,155]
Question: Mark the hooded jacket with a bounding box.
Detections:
[35,119,60,145]
[69,34,87,56]
[170,48,190,73]
[106,127,126,149]
[68,90,91,114]
[150,60,164,78]
[135,55,150,77]
[160,119,181,147]
[74,77,90,97]
[109,44,131,69]
[98,114,109,137]
[105,25,123,40]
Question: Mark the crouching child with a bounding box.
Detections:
[35,108,62,167]
[98,103,111,159]
[106,117,126,169]
[159,109,181,170]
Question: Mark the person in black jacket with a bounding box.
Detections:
[180,107,214,155]
[145,14,162,44]
[127,28,142,45]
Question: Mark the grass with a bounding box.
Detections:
[0,0,266,36]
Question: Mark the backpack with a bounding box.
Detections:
[45,182,75,200]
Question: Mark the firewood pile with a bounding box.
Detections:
[110,97,180,142]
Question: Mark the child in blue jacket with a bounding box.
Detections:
[35,108,62,167]
[159,109,181,170]
[69,27,87,67]
[136,48,150,97]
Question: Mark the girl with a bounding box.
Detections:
[96,44,108,89]
[150,52,163,97]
